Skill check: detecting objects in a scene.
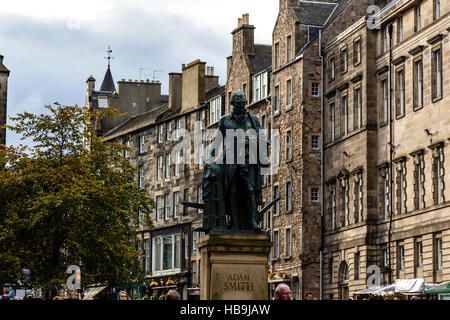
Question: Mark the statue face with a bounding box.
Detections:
[230,91,247,112]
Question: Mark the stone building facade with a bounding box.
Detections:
[86,0,450,300]
[98,59,225,300]
[322,0,450,299]
[267,0,343,300]
[224,14,272,233]
[0,55,10,146]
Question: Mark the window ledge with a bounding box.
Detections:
[432,96,443,103]
[286,104,293,111]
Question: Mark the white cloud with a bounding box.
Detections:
[15,93,45,114]
[2,0,277,43]
[2,0,279,147]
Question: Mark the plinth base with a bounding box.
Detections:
[198,233,272,300]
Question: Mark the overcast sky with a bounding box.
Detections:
[0,0,278,147]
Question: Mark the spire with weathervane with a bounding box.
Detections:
[100,45,116,93]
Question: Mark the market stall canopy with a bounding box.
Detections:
[83,285,107,298]
[353,285,396,296]
[353,287,383,295]
[395,279,425,295]
[425,282,450,294]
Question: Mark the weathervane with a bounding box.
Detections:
[105,45,114,68]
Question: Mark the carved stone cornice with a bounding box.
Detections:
[408,45,426,56]
[350,74,363,84]
[427,34,443,45]
[376,66,388,75]
[409,149,424,157]
[428,141,444,150]
[392,56,407,66]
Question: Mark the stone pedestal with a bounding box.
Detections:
[198,233,272,300]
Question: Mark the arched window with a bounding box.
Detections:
[338,261,350,284]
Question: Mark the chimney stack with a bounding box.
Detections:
[181,59,206,112]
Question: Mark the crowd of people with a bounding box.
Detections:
[273,284,317,301]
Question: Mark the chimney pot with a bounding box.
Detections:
[243,13,249,25]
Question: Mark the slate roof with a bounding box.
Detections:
[100,66,116,92]
[206,85,225,101]
[249,45,272,75]
[321,0,350,29]
[294,1,338,26]
[104,103,168,138]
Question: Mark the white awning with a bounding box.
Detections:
[83,285,107,298]
[395,279,425,294]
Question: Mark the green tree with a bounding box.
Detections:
[0,105,154,290]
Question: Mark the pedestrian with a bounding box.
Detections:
[304,291,313,300]
[166,289,180,300]
[7,287,15,300]
[274,284,292,300]
[1,289,9,301]
[118,291,130,300]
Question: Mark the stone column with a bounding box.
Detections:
[198,233,272,300]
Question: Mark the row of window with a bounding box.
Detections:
[379,146,445,218]
[157,119,183,144]
[272,228,292,259]
[327,42,443,143]
[380,0,441,54]
[154,187,203,222]
[328,38,362,82]
[328,86,363,142]
[327,170,364,231]
[274,35,293,70]
[327,145,445,231]
[270,184,320,218]
[273,81,320,113]
[328,236,444,284]
[155,151,183,181]
[379,45,443,124]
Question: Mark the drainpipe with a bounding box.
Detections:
[388,24,394,286]
[319,29,324,301]
[265,69,274,299]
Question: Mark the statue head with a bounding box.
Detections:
[230,91,247,114]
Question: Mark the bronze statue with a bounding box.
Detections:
[183,91,279,234]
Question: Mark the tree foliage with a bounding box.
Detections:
[0,105,154,289]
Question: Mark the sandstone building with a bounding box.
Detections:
[91,59,225,300]
[87,0,450,300]
[0,55,10,146]
[322,0,450,299]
